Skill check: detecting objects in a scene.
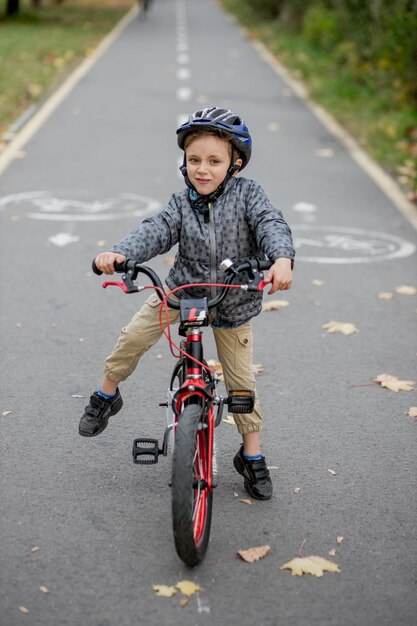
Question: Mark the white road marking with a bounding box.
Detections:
[48,233,80,247]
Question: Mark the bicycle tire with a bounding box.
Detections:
[172,405,213,566]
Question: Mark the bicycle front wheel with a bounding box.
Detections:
[172,405,213,566]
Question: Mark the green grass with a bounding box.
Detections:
[221,0,417,200]
[0,0,134,141]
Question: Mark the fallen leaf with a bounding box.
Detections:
[322,321,359,335]
[96,240,107,248]
[19,607,29,614]
[207,359,224,381]
[268,465,279,470]
[406,407,417,418]
[267,122,280,132]
[164,256,175,267]
[71,394,85,399]
[315,148,335,158]
[293,487,301,494]
[179,597,189,607]
[377,292,394,300]
[238,545,271,563]
[280,555,341,577]
[312,279,324,286]
[328,548,337,556]
[233,492,239,498]
[79,338,85,343]
[336,536,344,544]
[31,546,40,553]
[152,585,177,597]
[2,410,12,416]
[252,363,264,375]
[39,586,49,594]
[175,580,201,596]
[222,414,235,425]
[327,468,337,476]
[238,498,252,506]
[395,285,417,295]
[374,374,415,392]
[262,300,290,312]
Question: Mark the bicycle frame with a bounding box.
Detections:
[95,256,272,564]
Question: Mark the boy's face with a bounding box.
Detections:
[185,135,242,196]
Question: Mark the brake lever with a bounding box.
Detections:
[102,270,139,294]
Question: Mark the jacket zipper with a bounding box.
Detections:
[208,202,217,301]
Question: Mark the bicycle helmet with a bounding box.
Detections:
[176,106,252,169]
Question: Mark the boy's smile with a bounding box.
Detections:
[185,135,242,196]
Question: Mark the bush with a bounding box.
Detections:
[302,3,341,51]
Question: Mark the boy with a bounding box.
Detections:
[79,106,294,500]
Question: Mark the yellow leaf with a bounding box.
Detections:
[267,122,280,132]
[96,240,107,248]
[152,585,177,597]
[2,410,12,416]
[315,148,335,158]
[377,292,394,300]
[39,586,49,594]
[238,498,253,506]
[238,545,271,563]
[252,363,264,375]
[262,299,290,312]
[322,321,359,335]
[31,546,40,553]
[175,580,201,596]
[179,597,189,607]
[328,548,337,557]
[395,285,417,295]
[19,607,29,614]
[280,555,341,577]
[327,468,337,476]
[336,536,344,544]
[293,487,301,494]
[374,374,415,392]
[406,407,417,418]
[312,279,325,286]
[164,256,175,267]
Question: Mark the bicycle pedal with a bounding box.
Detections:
[225,389,255,414]
[132,438,161,464]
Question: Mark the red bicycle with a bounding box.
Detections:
[94,257,271,566]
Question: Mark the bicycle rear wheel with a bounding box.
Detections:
[172,405,213,566]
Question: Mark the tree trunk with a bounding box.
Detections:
[6,0,20,15]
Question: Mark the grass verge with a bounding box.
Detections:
[220,0,417,202]
[0,0,135,147]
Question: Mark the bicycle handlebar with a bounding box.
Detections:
[92,257,272,310]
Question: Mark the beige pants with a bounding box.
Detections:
[104,293,263,435]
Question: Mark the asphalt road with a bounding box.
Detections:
[1,1,417,625]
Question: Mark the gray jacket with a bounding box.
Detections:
[111,176,295,326]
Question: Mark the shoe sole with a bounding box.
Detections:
[79,396,123,438]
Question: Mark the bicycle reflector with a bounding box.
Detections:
[179,298,209,329]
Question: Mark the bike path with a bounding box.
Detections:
[1,1,416,625]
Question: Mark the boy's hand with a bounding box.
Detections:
[264,258,293,294]
[94,252,126,275]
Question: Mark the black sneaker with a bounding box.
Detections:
[79,389,123,437]
[233,445,273,500]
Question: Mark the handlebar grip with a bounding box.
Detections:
[92,259,129,275]
[92,260,103,276]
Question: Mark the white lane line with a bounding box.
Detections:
[177,67,191,80]
[177,86,192,102]
[177,53,190,65]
